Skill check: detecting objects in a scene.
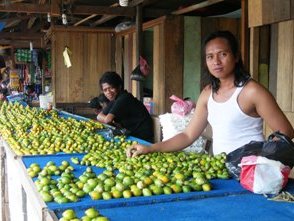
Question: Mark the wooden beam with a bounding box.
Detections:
[71,5,135,16]
[172,0,224,15]
[0,0,25,6]
[27,17,37,29]
[50,0,60,16]
[0,3,135,16]
[0,3,50,14]
[50,25,114,33]
[74,14,98,26]
[130,0,159,7]
[0,39,42,48]
[93,15,117,26]
[93,3,119,26]
[0,32,44,40]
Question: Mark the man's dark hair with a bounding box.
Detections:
[99,71,123,90]
[203,30,250,93]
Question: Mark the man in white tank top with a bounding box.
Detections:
[127,31,294,158]
[207,86,264,154]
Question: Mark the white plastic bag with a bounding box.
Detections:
[239,155,291,194]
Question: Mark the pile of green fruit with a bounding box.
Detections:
[29,151,228,203]
[0,101,105,155]
[60,207,109,221]
[2,101,230,202]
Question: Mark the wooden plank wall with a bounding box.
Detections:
[153,24,165,115]
[276,21,294,111]
[276,20,294,125]
[162,16,184,114]
[51,30,114,103]
[264,20,294,136]
[115,16,184,115]
[248,0,292,27]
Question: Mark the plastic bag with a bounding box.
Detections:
[239,155,291,194]
[226,131,294,179]
[170,95,195,116]
[139,56,150,76]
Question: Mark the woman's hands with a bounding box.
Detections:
[126,143,151,158]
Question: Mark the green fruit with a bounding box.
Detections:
[81,216,92,221]
[195,177,206,185]
[71,157,79,164]
[85,208,99,218]
[90,191,102,200]
[163,186,172,195]
[123,176,134,187]
[170,184,182,193]
[115,182,126,192]
[151,185,163,195]
[142,188,152,196]
[102,191,112,200]
[122,190,132,198]
[93,217,109,221]
[111,189,123,198]
[182,185,192,193]
[131,186,142,196]
[62,209,76,220]
[41,191,53,202]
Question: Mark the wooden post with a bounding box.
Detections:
[135,4,143,101]
[249,27,260,80]
[241,0,249,70]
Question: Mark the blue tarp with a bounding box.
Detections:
[22,154,248,211]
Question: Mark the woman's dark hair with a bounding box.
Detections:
[99,71,123,90]
[203,30,250,93]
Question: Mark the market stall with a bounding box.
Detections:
[1,102,294,221]
[2,142,294,221]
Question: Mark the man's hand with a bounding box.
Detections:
[126,143,150,158]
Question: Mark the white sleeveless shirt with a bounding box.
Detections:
[207,86,265,155]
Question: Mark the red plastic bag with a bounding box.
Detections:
[240,155,291,194]
[170,95,195,116]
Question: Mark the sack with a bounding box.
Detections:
[239,155,291,194]
[226,131,294,179]
[170,95,195,116]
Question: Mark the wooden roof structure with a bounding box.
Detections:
[0,0,240,48]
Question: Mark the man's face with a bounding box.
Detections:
[101,83,118,101]
[205,37,237,80]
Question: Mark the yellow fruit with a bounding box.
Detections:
[202,183,212,191]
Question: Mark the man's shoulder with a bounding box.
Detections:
[243,79,266,94]
[118,90,135,99]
